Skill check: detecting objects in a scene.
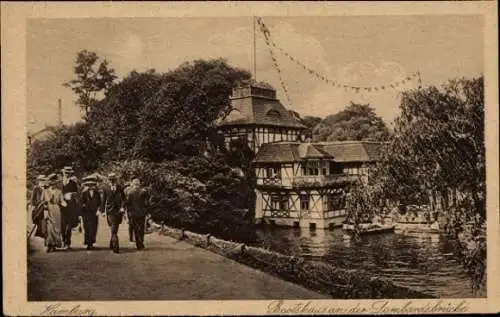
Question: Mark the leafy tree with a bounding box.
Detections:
[87,70,163,161]
[27,122,99,185]
[372,76,485,292]
[312,102,390,142]
[63,50,117,118]
[31,57,257,242]
[380,76,484,218]
[90,58,251,162]
[301,115,322,137]
[101,158,257,243]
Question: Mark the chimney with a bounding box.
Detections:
[57,99,62,126]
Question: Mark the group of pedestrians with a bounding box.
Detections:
[30,166,150,254]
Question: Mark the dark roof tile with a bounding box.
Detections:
[253,142,299,163]
[253,141,385,163]
[317,141,385,162]
[219,96,306,129]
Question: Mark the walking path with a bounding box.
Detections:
[28,216,327,300]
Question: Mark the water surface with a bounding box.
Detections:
[254,227,484,298]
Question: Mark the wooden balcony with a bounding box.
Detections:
[256,174,359,190]
[256,177,283,189]
[291,174,357,188]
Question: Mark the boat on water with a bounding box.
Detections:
[395,220,440,234]
[343,195,395,236]
[342,222,396,236]
[395,205,441,234]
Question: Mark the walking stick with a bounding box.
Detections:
[27,202,46,239]
[78,217,83,233]
[28,224,37,239]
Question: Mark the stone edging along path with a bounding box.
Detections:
[156,224,435,299]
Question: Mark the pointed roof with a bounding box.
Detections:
[296,143,332,159]
[28,126,57,142]
[217,83,307,129]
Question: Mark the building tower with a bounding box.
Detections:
[217,82,307,154]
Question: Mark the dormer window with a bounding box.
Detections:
[266,110,281,117]
[301,160,320,176]
[266,166,281,178]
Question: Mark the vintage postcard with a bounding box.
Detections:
[2,1,499,315]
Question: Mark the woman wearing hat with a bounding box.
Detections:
[40,173,67,252]
[30,174,47,238]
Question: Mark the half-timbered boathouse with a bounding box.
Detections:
[253,141,384,229]
[217,82,308,153]
[215,81,384,229]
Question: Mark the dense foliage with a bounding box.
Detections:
[101,159,256,243]
[28,51,256,242]
[27,122,99,185]
[300,115,322,138]
[345,76,486,292]
[391,76,486,293]
[382,76,484,216]
[312,102,391,142]
[88,59,251,161]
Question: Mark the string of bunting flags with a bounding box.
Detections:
[255,17,294,107]
[256,16,423,93]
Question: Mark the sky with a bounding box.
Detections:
[27,15,484,133]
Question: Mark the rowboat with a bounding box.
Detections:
[342,222,396,236]
[395,220,440,234]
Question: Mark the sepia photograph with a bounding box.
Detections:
[2,1,499,316]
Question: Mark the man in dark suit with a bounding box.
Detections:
[81,178,101,250]
[123,182,135,242]
[125,178,150,250]
[102,173,126,253]
[61,166,80,249]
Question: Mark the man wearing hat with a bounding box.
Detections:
[81,176,102,250]
[102,173,126,253]
[61,166,80,249]
[30,174,47,238]
[123,181,135,242]
[125,178,150,250]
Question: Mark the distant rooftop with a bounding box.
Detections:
[28,126,57,138]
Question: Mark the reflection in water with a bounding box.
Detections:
[409,232,441,248]
[299,229,328,257]
[254,227,484,298]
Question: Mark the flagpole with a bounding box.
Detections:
[253,16,257,81]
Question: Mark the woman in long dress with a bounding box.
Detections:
[30,175,47,238]
[41,176,67,252]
